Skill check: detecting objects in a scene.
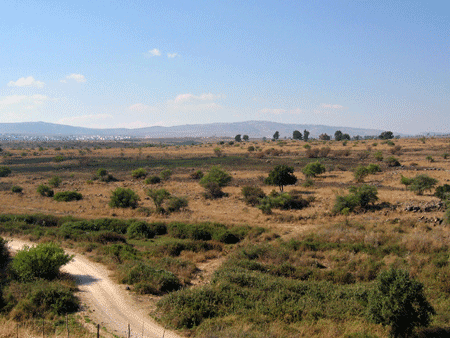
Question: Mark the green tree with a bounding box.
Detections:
[242,135,249,141]
[303,130,310,142]
[379,131,394,140]
[302,161,326,178]
[235,134,242,142]
[264,164,297,192]
[408,174,438,195]
[342,133,351,140]
[200,166,232,188]
[11,243,73,282]
[109,187,140,208]
[319,133,330,140]
[147,188,171,214]
[293,130,302,140]
[48,176,62,188]
[367,268,435,338]
[273,131,280,140]
[334,130,343,141]
[354,165,369,183]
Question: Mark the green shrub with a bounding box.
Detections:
[408,174,438,195]
[435,184,450,200]
[37,184,54,197]
[147,189,171,214]
[145,176,161,184]
[366,163,381,174]
[354,165,369,183]
[53,191,82,202]
[11,243,73,282]
[190,170,204,179]
[11,185,23,193]
[131,167,147,179]
[53,155,64,162]
[385,156,401,167]
[109,188,140,209]
[302,161,326,178]
[333,185,378,214]
[95,168,115,182]
[127,221,156,239]
[258,191,310,213]
[202,181,226,199]
[167,196,188,213]
[241,186,266,206]
[160,169,172,181]
[0,166,12,177]
[48,176,61,188]
[121,263,182,295]
[27,281,79,315]
[367,268,435,338]
[200,166,232,188]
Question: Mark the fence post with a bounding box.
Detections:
[42,318,45,338]
[128,323,130,338]
[66,314,69,338]
[16,323,18,338]
[97,323,100,338]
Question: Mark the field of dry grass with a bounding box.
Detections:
[1,136,450,338]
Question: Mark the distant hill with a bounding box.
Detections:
[0,120,394,138]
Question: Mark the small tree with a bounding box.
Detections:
[37,184,54,197]
[293,130,302,140]
[367,268,435,338]
[400,175,414,190]
[354,165,370,183]
[242,135,249,141]
[435,184,450,200]
[408,174,438,195]
[342,133,351,140]
[303,130,310,142]
[334,130,343,141]
[147,188,171,214]
[302,161,326,178]
[379,131,394,139]
[319,133,330,140]
[235,134,242,142]
[48,176,62,188]
[273,131,280,140]
[265,164,297,192]
[109,187,140,209]
[200,166,232,198]
[11,243,73,282]
[131,168,147,179]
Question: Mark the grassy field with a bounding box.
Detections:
[0,136,450,337]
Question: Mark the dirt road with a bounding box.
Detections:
[6,239,184,338]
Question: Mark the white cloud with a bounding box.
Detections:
[57,113,112,125]
[128,103,157,113]
[147,48,161,57]
[321,103,344,109]
[0,94,50,109]
[173,93,222,103]
[167,53,178,58]
[64,74,86,83]
[7,76,45,88]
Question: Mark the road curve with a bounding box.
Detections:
[6,239,184,338]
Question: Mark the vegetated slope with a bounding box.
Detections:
[7,239,184,338]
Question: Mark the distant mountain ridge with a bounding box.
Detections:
[0,121,394,138]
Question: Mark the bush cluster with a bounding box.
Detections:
[109,187,140,208]
[53,191,83,202]
[258,190,311,214]
[37,184,54,197]
[0,166,12,177]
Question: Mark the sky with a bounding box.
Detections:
[0,0,448,135]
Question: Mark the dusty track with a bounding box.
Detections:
[6,239,184,338]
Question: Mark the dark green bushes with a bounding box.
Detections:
[131,167,147,179]
[0,166,12,177]
[407,174,438,195]
[435,184,450,200]
[241,186,266,206]
[258,190,311,214]
[53,191,83,202]
[11,185,23,193]
[145,175,161,184]
[48,176,62,188]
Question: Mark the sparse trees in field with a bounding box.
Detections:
[109,187,140,209]
[273,131,280,140]
[264,164,297,192]
[235,134,242,142]
[293,130,302,140]
[302,161,326,178]
[367,268,435,338]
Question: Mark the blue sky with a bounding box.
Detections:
[0,0,448,134]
